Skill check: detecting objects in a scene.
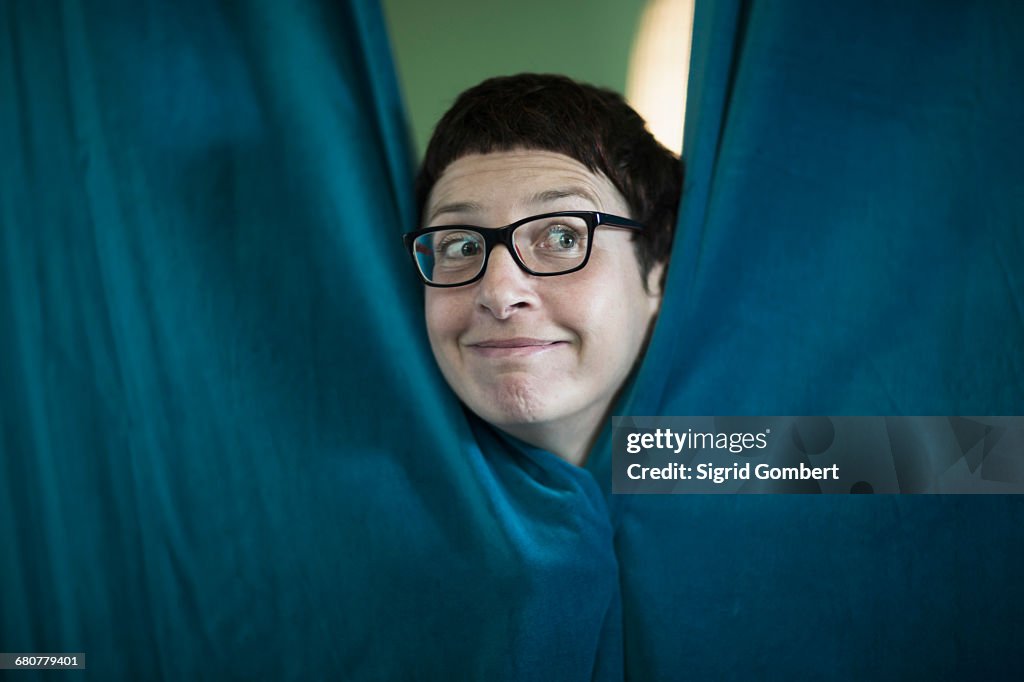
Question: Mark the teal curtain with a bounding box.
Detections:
[604,0,1024,678]
[2,2,620,678]
[2,0,1022,680]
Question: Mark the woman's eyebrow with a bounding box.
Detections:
[427,187,598,224]
[427,201,484,223]
[529,187,600,206]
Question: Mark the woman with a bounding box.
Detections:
[404,74,683,465]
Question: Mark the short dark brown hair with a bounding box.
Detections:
[416,73,683,286]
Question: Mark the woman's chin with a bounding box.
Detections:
[469,376,559,426]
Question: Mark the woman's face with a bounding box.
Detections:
[423,150,663,450]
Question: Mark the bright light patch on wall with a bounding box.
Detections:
[625,0,695,155]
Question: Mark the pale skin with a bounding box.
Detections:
[424,150,664,466]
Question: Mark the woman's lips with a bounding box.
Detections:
[466,338,569,358]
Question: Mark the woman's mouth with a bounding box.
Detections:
[467,338,569,358]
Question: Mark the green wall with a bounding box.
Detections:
[381,0,648,158]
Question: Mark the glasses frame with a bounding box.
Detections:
[402,211,645,288]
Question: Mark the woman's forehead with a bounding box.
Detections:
[425,150,628,224]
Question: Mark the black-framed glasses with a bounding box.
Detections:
[402,211,644,287]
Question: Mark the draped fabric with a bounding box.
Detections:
[599,1,1024,677]
[2,2,617,679]
[1,1,1022,680]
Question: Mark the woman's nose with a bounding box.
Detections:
[474,245,538,319]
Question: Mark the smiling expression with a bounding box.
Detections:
[423,150,663,459]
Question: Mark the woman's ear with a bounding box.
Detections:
[645,261,666,315]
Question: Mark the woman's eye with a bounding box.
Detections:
[437,234,482,259]
[543,225,583,250]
